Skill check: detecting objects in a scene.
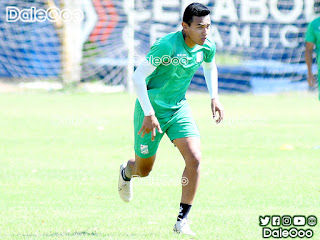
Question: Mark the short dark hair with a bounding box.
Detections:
[183,3,210,26]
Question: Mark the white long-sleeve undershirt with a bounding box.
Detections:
[132,60,156,116]
[202,60,219,100]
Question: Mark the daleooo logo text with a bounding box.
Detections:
[6,6,83,23]
[263,227,313,238]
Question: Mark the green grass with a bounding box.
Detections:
[0,91,319,240]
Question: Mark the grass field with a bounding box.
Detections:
[0,91,319,240]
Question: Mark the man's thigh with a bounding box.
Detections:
[172,137,201,162]
[166,104,200,142]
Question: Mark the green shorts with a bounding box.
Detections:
[134,100,200,158]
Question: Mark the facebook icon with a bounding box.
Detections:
[272,216,281,226]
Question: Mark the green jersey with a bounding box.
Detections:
[305,17,320,69]
[145,31,216,118]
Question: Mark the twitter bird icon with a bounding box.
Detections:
[260,216,270,226]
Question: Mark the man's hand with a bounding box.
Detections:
[211,98,224,124]
[308,74,316,88]
[138,115,163,141]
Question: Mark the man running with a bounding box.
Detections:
[118,2,224,236]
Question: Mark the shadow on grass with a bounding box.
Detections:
[11,231,165,238]
[14,231,100,237]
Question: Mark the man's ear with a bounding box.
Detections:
[182,22,188,31]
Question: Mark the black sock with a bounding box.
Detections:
[121,168,131,181]
[177,203,192,221]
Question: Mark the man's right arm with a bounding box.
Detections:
[132,60,156,116]
[133,38,171,140]
[132,60,163,141]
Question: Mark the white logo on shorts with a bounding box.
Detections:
[140,144,149,155]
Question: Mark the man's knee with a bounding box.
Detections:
[186,151,201,171]
[138,165,153,177]
[135,154,156,177]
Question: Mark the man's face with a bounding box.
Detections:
[183,15,211,46]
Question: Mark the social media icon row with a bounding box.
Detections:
[259,215,317,227]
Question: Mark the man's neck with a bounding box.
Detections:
[182,30,196,48]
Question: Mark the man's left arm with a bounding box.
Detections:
[202,58,224,124]
[305,22,316,88]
